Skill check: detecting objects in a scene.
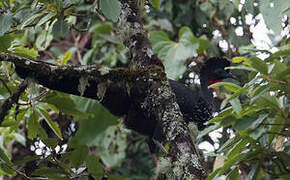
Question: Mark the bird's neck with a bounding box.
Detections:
[200,73,216,107]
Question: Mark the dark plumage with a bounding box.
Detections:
[124,57,234,153]
[14,56,233,155]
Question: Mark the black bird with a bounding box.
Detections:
[171,57,234,130]
[15,56,234,160]
[123,57,235,159]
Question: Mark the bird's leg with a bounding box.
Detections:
[147,138,158,165]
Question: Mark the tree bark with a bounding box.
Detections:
[0,0,206,178]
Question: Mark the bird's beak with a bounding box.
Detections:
[226,72,237,80]
[220,70,237,80]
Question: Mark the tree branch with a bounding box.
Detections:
[118,1,205,179]
[0,0,206,178]
[0,77,28,124]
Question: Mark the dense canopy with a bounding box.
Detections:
[0,0,289,179]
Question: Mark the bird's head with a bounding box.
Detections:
[200,57,236,85]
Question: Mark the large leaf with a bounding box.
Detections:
[12,47,39,59]
[20,13,43,30]
[27,109,48,140]
[71,145,89,169]
[69,96,118,146]
[149,27,199,79]
[209,82,243,93]
[36,107,63,140]
[0,148,15,175]
[260,0,289,35]
[41,92,89,118]
[233,116,258,130]
[150,0,160,9]
[0,34,15,52]
[249,57,268,74]
[98,125,127,168]
[99,0,121,22]
[52,20,69,38]
[36,12,56,27]
[31,167,67,179]
[0,14,12,36]
[86,155,103,178]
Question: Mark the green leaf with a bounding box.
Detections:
[197,36,210,54]
[0,148,12,165]
[71,145,89,169]
[12,133,26,146]
[200,2,216,18]
[28,109,39,139]
[272,59,287,76]
[36,12,56,27]
[226,65,256,71]
[12,47,39,59]
[0,14,12,36]
[99,0,121,22]
[86,155,103,177]
[267,49,290,61]
[20,13,43,29]
[109,175,125,180]
[13,155,40,166]
[197,123,220,140]
[218,153,245,176]
[52,20,69,38]
[55,0,63,12]
[229,97,242,114]
[276,67,290,80]
[250,114,268,129]
[69,97,117,147]
[0,33,15,52]
[232,56,251,66]
[249,124,270,140]
[233,116,257,130]
[41,92,89,118]
[250,85,270,103]
[0,148,15,175]
[260,0,288,34]
[227,139,249,159]
[36,107,63,140]
[149,27,199,79]
[42,138,58,148]
[249,57,268,74]
[31,167,67,179]
[36,32,53,51]
[61,51,72,65]
[254,93,280,110]
[244,0,254,14]
[222,1,235,20]
[98,125,127,168]
[209,82,243,93]
[227,167,239,180]
[150,0,160,9]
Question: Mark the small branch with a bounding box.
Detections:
[261,75,290,85]
[0,78,28,125]
[262,123,290,127]
[266,132,289,137]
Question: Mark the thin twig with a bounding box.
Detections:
[262,123,290,127]
[261,75,290,85]
[0,78,12,95]
[266,132,289,137]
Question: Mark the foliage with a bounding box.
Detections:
[0,0,289,179]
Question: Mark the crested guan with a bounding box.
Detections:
[123,57,235,154]
[14,56,234,155]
